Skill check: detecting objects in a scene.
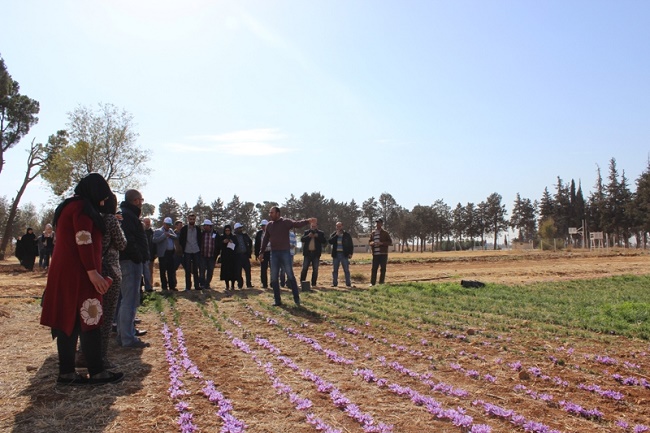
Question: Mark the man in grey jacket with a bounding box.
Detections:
[153,217,178,291]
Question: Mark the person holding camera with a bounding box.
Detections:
[300,221,327,289]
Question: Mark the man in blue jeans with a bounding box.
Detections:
[257,206,315,306]
[329,221,354,287]
[300,221,327,289]
[117,189,150,348]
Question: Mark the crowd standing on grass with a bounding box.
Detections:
[34,187,398,385]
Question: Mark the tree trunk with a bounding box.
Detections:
[0,140,42,260]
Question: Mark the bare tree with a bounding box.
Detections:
[0,132,65,259]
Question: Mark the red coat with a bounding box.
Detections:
[40,200,104,336]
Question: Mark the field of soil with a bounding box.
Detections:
[1,249,649,433]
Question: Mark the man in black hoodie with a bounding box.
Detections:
[117,189,150,348]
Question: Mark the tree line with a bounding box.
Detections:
[152,156,650,252]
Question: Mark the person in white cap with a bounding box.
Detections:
[199,219,219,289]
[233,222,253,289]
[254,219,270,288]
[153,217,178,291]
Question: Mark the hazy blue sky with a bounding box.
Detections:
[2,1,649,219]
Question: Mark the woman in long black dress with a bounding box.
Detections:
[19,228,38,271]
[219,225,238,290]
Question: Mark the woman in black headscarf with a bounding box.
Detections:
[19,228,38,271]
[219,225,238,290]
[40,173,124,385]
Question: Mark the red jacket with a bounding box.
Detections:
[40,200,104,336]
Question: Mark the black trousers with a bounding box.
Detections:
[55,317,103,376]
[260,252,270,287]
[159,250,177,290]
[236,253,252,288]
[370,254,388,285]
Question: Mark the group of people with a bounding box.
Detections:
[15,224,55,271]
[253,207,393,306]
[37,174,394,386]
[151,215,255,291]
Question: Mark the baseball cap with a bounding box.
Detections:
[260,219,268,226]
[203,219,213,226]
[234,222,243,230]
[163,217,173,224]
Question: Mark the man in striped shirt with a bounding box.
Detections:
[369,218,392,286]
[199,219,219,289]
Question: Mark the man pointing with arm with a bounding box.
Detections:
[258,206,316,307]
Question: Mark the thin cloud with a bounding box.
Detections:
[165,128,294,156]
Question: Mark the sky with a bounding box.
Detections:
[2,0,650,220]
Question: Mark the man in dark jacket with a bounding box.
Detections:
[234,222,254,289]
[117,189,150,348]
[329,221,354,288]
[178,213,202,290]
[299,221,327,289]
[369,218,393,286]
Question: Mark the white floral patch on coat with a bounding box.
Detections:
[80,298,103,326]
[76,230,93,245]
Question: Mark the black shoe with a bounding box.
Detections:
[122,339,150,349]
[57,372,89,386]
[135,329,147,337]
[134,317,142,324]
[273,302,283,307]
[88,371,124,385]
